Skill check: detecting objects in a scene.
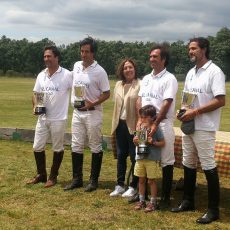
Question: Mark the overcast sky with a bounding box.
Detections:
[1,0,229,45]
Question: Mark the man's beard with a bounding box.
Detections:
[190,56,196,63]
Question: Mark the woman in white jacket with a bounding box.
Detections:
[110,59,141,197]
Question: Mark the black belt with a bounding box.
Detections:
[77,107,95,111]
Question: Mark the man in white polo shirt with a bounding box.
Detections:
[136,44,178,208]
[64,37,110,192]
[27,45,73,188]
[171,37,226,224]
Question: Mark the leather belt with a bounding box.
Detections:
[78,107,95,111]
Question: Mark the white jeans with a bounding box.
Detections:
[182,130,216,170]
[159,119,175,167]
[33,118,67,152]
[71,109,102,153]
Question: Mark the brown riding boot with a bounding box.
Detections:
[45,151,64,188]
[27,151,47,184]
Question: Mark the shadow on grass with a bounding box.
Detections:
[171,182,230,224]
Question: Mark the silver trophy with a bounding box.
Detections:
[74,85,86,109]
[136,127,148,155]
[34,92,46,115]
[178,91,197,117]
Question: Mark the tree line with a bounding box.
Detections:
[0,27,230,80]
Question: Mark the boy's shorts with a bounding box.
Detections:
[134,159,156,179]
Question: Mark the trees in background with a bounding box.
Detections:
[0,27,229,80]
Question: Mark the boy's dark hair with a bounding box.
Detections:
[44,45,61,62]
[139,104,157,118]
[80,36,97,54]
[189,37,210,59]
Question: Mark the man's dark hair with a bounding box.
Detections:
[139,105,157,119]
[44,45,61,61]
[189,37,210,59]
[150,43,170,67]
[80,36,97,54]
[116,59,138,84]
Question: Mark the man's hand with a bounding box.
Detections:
[177,108,198,122]
[148,123,157,137]
[33,107,36,115]
[77,100,94,111]
[136,119,142,131]
[133,135,139,146]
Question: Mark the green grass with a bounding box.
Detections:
[0,77,229,228]
[0,139,230,229]
[0,77,230,135]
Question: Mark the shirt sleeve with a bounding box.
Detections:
[113,81,119,101]
[138,77,145,97]
[211,68,226,97]
[153,127,164,141]
[68,71,73,89]
[163,75,178,100]
[33,74,42,92]
[99,69,110,92]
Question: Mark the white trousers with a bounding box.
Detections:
[182,130,216,170]
[33,118,67,152]
[159,119,175,167]
[71,109,102,153]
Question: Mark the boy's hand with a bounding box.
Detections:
[147,136,153,145]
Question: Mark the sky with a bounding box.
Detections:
[1,0,230,45]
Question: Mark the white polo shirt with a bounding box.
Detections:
[139,68,178,122]
[184,60,226,131]
[71,61,110,111]
[33,66,73,120]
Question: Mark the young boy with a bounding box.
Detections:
[133,104,165,212]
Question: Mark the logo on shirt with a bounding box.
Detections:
[144,80,149,86]
[75,66,81,74]
[190,88,203,94]
[41,86,59,95]
[141,92,160,99]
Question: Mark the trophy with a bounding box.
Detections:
[178,91,197,135]
[74,85,86,109]
[135,127,148,155]
[34,92,46,115]
[178,91,197,117]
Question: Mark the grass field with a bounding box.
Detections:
[0,139,230,229]
[0,77,229,135]
[0,77,230,229]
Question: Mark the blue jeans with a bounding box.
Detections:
[115,120,138,188]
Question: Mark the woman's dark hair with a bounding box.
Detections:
[139,104,157,119]
[189,37,210,59]
[79,36,97,54]
[116,59,138,84]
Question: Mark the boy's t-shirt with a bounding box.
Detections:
[135,127,164,161]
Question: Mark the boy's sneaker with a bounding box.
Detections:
[122,186,137,198]
[110,185,125,197]
[134,201,146,210]
[144,202,156,213]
